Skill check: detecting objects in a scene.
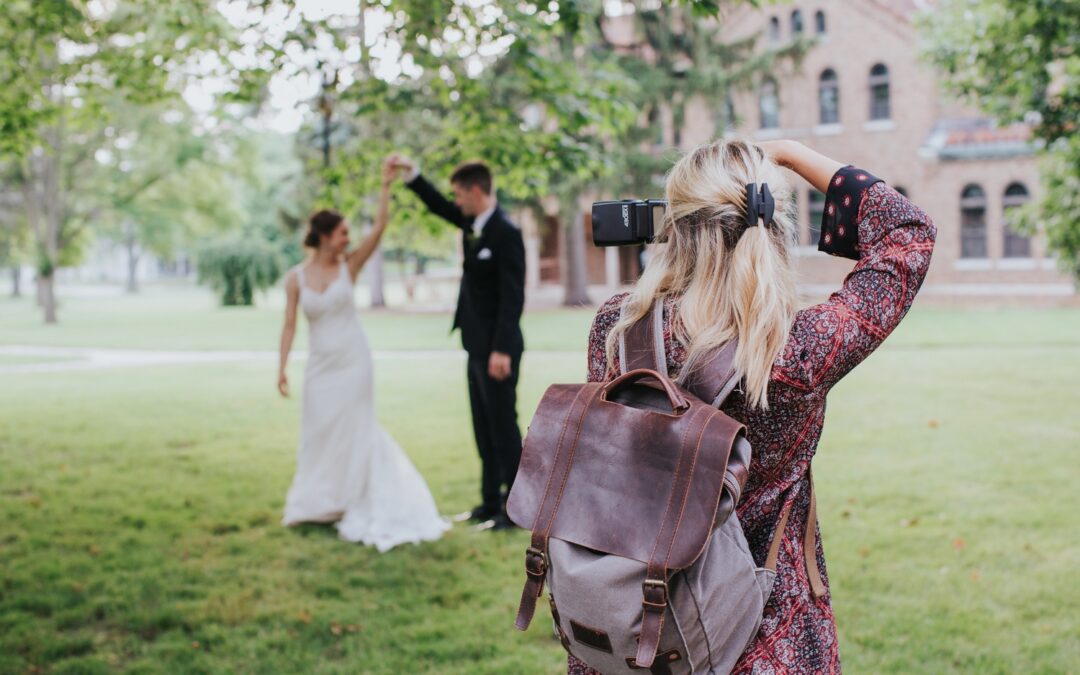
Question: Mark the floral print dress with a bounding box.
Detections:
[568,166,937,674]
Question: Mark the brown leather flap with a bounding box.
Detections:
[507,376,744,570]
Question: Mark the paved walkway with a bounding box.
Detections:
[0,345,579,374]
[0,345,449,374]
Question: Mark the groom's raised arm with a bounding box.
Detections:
[406,173,470,231]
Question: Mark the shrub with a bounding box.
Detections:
[196,236,284,306]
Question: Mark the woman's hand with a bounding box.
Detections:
[278,371,290,397]
[382,155,400,188]
[757,139,799,171]
[757,139,844,194]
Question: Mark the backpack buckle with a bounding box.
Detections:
[525,547,547,577]
[642,579,668,608]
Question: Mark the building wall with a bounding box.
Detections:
[545,1,1076,303]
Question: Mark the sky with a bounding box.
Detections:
[184,0,405,134]
[183,0,633,133]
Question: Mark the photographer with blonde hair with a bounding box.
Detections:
[569,138,936,673]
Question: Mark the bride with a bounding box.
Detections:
[277,158,448,551]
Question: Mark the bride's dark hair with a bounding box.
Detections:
[304,210,344,248]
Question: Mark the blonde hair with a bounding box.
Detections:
[605,138,798,409]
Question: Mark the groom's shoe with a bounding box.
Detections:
[489,512,518,532]
[467,504,500,523]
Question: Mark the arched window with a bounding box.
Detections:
[818,68,839,124]
[815,10,826,34]
[759,77,779,129]
[1003,182,1031,257]
[791,10,804,35]
[869,63,891,120]
[960,184,988,258]
[768,17,780,42]
[808,189,825,245]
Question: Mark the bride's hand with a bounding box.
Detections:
[382,156,400,187]
[278,371,290,397]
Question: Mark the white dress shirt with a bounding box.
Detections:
[471,203,497,237]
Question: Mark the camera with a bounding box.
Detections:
[591,199,667,247]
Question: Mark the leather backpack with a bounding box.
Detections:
[507,299,823,674]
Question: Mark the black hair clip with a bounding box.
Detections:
[744,183,775,228]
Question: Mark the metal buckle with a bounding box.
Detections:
[642,579,669,608]
[525,547,547,577]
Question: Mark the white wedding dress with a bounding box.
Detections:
[282,261,449,551]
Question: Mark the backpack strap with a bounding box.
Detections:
[804,473,827,598]
[764,471,826,599]
[618,297,666,375]
[514,384,604,631]
[683,340,740,407]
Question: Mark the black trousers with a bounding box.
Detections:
[466,352,523,512]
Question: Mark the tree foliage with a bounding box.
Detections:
[0,0,268,321]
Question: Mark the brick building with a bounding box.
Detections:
[525,0,1076,303]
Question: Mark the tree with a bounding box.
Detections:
[91,102,247,292]
[0,0,258,322]
[922,0,1080,282]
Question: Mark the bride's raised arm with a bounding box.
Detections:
[346,159,397,281]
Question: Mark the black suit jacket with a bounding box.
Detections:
[406,174,525,357]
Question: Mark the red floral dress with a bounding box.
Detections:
[568,167,936,674]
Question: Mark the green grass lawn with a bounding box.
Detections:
[1,287,1079,673]
[0,286,597,353]
[4,284,1080,352]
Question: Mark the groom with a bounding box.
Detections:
[389,154,525,531]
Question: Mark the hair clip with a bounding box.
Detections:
[744,183,776,228]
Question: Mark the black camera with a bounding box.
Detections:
[591,199,667,247]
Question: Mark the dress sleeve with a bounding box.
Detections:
[773,166,937,395]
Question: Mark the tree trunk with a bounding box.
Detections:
[38,272,57,323]
[563,211,591,306]
[11,265,20,297]
[125,228,140,294]
[368,246,386,308]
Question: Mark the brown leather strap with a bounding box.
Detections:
[620,298,666,374]
[682,340,739,407]
[764,498,793,572]
[635,405,718,668]
[515,384,601,631]
[764,472,826,599]
[804,475,827,598]
[637,570,669,669]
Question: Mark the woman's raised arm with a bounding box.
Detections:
[762,141,937,396]
[346,160,397,281]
